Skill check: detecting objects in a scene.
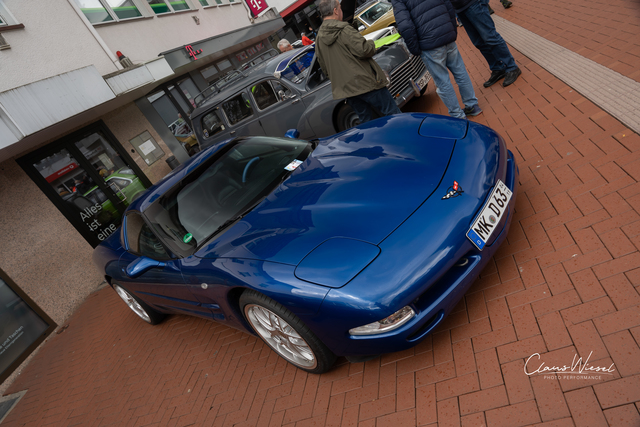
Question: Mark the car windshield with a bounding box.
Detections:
[280,50,315,84]
[142,137,313,257]
[359,2,391,25]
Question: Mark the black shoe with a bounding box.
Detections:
[463,105,483,116]
[483,70,505,87]
[501,0,512,8]
[488,4,495,14]
[502,68,521,87]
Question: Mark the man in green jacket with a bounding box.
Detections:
[315,0,401,124]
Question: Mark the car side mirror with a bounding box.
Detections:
[126,256,166,278]
[285,129,300,139]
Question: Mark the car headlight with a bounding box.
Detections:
[349,306,415,336]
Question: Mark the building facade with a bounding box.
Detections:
[0,0,287,385]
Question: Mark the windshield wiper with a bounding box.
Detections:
[213,196,269,234]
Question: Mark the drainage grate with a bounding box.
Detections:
[0,391,26,424]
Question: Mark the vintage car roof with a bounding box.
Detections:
[190,48,309,117]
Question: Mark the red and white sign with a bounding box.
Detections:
[245,0,268,17]
[46,162,79,183]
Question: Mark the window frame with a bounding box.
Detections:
[147,0,193,15]
[250,80,282,112]
[124,211,172,260]
[73,0,149,24]
[0,1,20,27]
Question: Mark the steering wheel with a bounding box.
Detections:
[242,157,261,183]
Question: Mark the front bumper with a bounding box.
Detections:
[343,149,518,355]
[390,57,431,108]
[307,126,518,356]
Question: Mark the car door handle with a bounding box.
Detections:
[291,99,300,104]
[230,130,236,135]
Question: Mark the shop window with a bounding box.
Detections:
[222,93,253,126]
[147,0,190,14]
[0,269,56,384]
[72,0,143,24]
[177,78,199,110]
[147,85,199,157]
[217,59,232,72]
[200,64,218,81]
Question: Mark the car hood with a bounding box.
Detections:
[195,113,464,265]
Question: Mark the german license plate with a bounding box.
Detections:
[417,73,429,89]
[466,180,512,250]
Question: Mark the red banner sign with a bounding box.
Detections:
[245,0,268,17]
[46,162,79,183]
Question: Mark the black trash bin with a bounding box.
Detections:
[166,155,180,170]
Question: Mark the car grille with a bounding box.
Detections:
[388,55,427,99]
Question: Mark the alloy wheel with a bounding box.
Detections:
[114,284,152,323]
[245,304,317,369]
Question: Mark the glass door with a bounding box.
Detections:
[32,148,123,242]
[74,131,147,208]
[18,122,152,247]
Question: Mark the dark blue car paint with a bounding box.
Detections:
[93,113,518,359]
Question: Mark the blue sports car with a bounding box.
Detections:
[93,113,518,374]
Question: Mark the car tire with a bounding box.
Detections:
[336,103,360,132]
[240,290,337,374]
[113,283,166,325]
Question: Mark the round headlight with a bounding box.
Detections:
[349,306,415,336]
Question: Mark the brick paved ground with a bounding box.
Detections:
[3,0,640,426]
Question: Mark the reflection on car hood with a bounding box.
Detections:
[195,113,463,265]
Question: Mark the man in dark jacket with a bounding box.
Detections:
[392,0,481,118]
[315,0,401,123]
[451,0,521,87]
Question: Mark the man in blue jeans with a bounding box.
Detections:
[452,0,521,87]
[392,0,481,118]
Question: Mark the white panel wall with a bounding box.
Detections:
[0,105,23,149]
[105,58,174,94]
[0,0,118,93]
[95,3,256,64]
[0,66,115,136]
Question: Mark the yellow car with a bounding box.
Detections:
[353,1,396,36]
